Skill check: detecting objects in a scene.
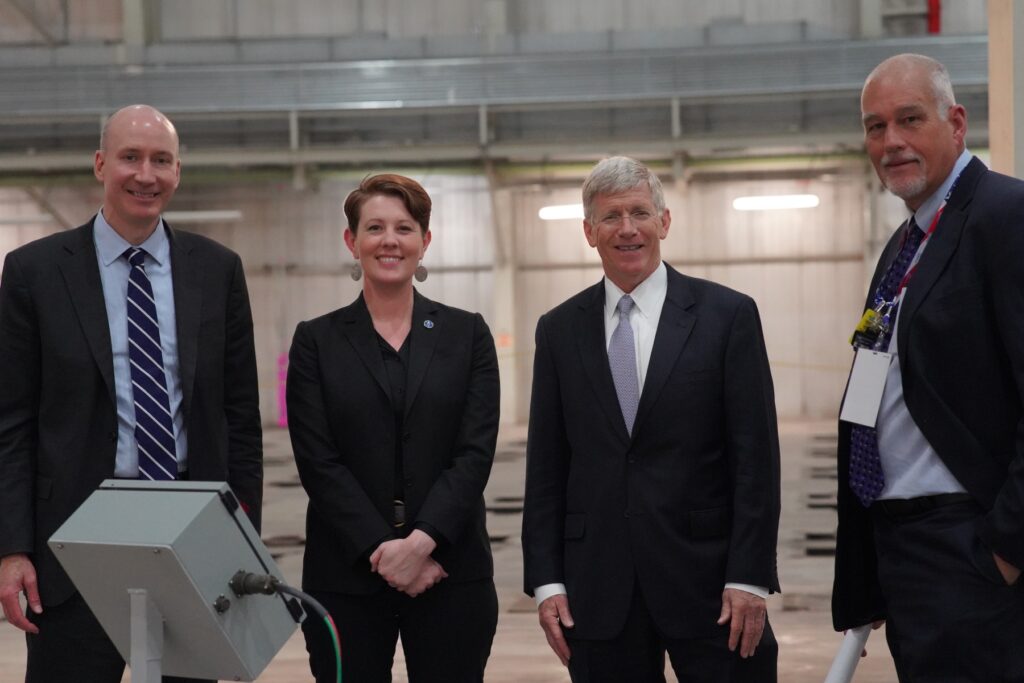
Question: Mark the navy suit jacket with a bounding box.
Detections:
[833,157,1024,629]
[0,218,263,607]
[522,263,781,640]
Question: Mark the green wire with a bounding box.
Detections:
[325,615,342,683]
[271,581,342,683]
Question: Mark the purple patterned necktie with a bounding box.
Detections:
[608,295,640,435]
[848,219,925,506]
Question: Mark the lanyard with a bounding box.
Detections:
[891,165,964,297]
[851,168,963,352]
[895,203,943,293]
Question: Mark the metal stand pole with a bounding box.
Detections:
[128,588,163,683]
[823,624,872,683]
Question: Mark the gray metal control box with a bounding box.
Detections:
[49,480,297,681]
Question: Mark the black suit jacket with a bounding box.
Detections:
[286,292,499,595]
[0,218,263,607]
[833,157,1024,629]
[522,264,781,640]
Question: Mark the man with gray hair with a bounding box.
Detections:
[523,156,781,681]
[833,53,1024,680]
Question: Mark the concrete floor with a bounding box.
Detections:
[0,421,898,682]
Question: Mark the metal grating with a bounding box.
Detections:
[0,35,986,117]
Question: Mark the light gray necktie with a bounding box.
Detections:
[608,295,640,435]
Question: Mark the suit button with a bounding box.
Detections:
[402,433,411,442]
[109,431,118,443]
[628,458,636,464]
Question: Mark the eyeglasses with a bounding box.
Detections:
[595,209,658,229]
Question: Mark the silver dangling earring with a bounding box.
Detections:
[414,260,428,282]
[350,261,362,281]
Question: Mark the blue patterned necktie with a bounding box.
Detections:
[608,295,640,435]
[849,219,925,506]
[125,248,178,480]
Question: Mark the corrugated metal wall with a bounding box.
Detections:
[0,0,994,423]
[0,166,897,423]
[0,1,989,45]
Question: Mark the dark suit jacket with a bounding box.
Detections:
[286,292,499,595]
[833,157,1024,630]
[522,264,781,640]
[0,218,263,607]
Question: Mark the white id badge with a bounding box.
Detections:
[839,349,892,427]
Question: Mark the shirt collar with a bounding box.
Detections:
[94,210,170,267]
[912,148,972,232]
[603,261,667,320]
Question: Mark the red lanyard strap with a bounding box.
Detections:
[896,202,944,293]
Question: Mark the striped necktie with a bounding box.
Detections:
[125,247,178,480]
[848,219,925,506]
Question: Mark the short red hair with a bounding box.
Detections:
[344,173,431,234]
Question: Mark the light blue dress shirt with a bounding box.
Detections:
[876,148,973,499]
[93,211,188,477]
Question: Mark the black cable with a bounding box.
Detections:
[228,572,343,683]
[275,583,327,620]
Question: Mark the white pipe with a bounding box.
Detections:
[824,624,872,683]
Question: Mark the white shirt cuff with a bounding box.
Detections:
[534,582,766,607]
[725,582,769,599]
[534,582,567,607]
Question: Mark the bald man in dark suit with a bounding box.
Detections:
[0,105,262,683]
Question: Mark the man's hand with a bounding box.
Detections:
[0,554,41,634]
[537,594,574,666]
[846,620,885,657]
[994,552,1021,586]
[369,530,444,595]
[717,588,766,658]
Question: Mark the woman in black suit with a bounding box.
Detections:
[286,174,500,682]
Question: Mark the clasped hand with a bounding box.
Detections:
[369,529,447,597]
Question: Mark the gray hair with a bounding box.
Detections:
[865,53,957,120]
[582,156,666,220]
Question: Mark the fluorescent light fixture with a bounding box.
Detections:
[732,194,820,211]
[539,204,584,221]
[163,210,243,223]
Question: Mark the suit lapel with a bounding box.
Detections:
[404,291,441,419]
[56,222,116,406]
[576,282,631,445]
[633,267,696,436]
[169,226,202,416]
[338,294,391,400]
[897,157,984,353]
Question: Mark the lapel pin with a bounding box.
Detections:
[423,320,434,329]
